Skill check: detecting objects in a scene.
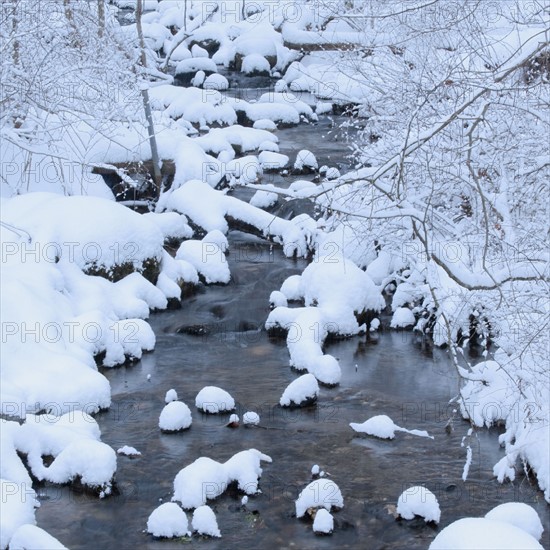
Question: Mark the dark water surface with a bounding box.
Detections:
[35,234,549,550]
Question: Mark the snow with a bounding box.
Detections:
[228,414,240,426]
[485,503,544,541]
[391,307,416,328]
[165,389,178,403]
[258,151,289,170]
[350,415,433,440]
[117,445,141,457]
[176,231,230,284]
[203,74,229,91]
[8,525,67,550]
[280,275,303,301]
[253,119,277,131]
[243,411,260,425]
[0,478,38,550]
[195,386,235,413]
[295,479,344,518]
[280,374,319,407]
[396,486,441,523]
[313,509,334,534]
[269,290,288,308]
[191,44,209,58]
[294,150,318,172]
[147,503,189,538]
[143,212,193,242]
[311,464,320,476]
[172,449,272,509]
[241,54,271,74]
[192,505,221,537]
[250,190,278,209]
[175,57,218,75]
[429,518,544,550]
[159,401,192,432]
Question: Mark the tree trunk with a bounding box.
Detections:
[97,0,105,38]
[136,0,163,198]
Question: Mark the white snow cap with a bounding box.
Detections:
[147,502,189,538]
[117,445,141,457]
[192,505,221,537]
[195,386,235,413]
[243,411,260,425]
[269,290,288,308]
[350,414,433,440]
[296,479,344,518]
[294,149,318,171]
[429,517,543,549]
[172,449,272,509]
[159,401,192,431]
[485,502,543,541]
[280,374,319,407]
[397,486,441,523]
[165,388,178,403]
[311,464,320,475]
[313,508,334,534]
[8,524,68,550]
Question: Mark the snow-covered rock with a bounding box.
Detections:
[294,150,318,173]
[204,74,229,91]
[295,479,344,518]
[172,449,272,509]
[241,54,271,75]
[243,411,260,426]
[0,479,38,550]
[250,190,278,209]
[396,486,441,523]
[313,508,334,534]
[8,524,67,550]
[350,415,433,440]
[253,119,277,131]
[390,307,416,328]
[280,374,319,407]
[485,503,543,541]
[195,386,235,413]
[258,151,290,171]
[192,505,221,537]
[147,503,189,538]
[159,401,192,432]
[429,518,543,549]
[165,389,178,403]
[269,290,288,308]
[117,445,141,457]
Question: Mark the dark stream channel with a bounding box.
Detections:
[36,80,549,549]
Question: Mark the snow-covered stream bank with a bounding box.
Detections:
[33,234,549,549]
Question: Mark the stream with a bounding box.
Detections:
[35,78,549,550]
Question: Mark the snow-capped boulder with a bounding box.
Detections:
[258,151,290,171]
[269,290,288,308]
[195,386,235,413]
[485,503,543,541]
[165,388,178,403]
[396,486,441,523]
[203,74,229,91]
[294,150,318,174]
[280,374,319,407]
[241,54,271,75]
[391,307,416,328]
[192,505,221,537]
[429,518,543,549]
[117,445,141,457]
[253,119,277,131]
[243,411,260,426]
[8,524,67,550]
[159,401,192,432]
[350,414,433,440]
[313,509,334,534]
[147,503,189,538]
[295,479,343,518]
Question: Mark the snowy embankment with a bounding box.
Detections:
[0,193,202,546]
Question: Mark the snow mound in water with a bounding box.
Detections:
[295,479,343,518]
[147,502,189,538]
[172,449,272,509]
[242,54,270,74]
[159,401,192,432]
[294,149,318,172]
[280,374,319,407]
[8,524,67,550]
[243,411,260,425]
[195,386,235,413]
[429,518,543,549]
[396,486,441,523]
[192,505,221,537]
[350,414,433,440]
[165,388,178,403]
[313,508,334,534]
[485,503,543,541]
[391,307,416,328]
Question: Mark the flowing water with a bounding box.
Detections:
[35,81,549,549]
